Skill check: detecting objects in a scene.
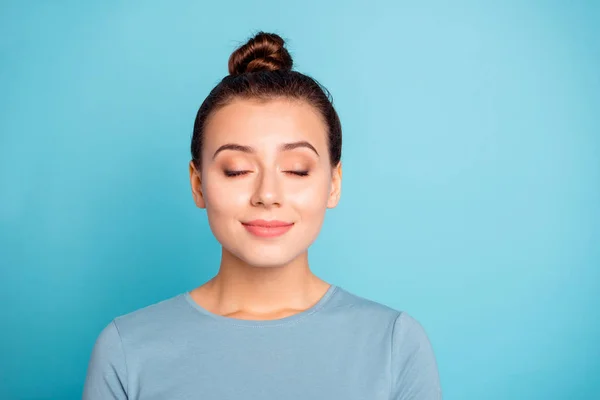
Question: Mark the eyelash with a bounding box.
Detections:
[224,170,309,177]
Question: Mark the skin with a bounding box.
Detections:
[188,97,342,321]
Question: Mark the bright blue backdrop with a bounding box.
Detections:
[1,1,598,399]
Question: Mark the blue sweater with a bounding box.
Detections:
[83,285,441,399]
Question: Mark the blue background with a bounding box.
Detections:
[1,1,598,399]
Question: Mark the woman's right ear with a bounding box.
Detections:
[189,161,206,209]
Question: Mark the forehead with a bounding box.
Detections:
[203,97,328,151]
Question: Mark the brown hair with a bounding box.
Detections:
[190,31,342,169]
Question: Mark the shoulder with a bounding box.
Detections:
[113,293,184,329]
[89,293,186,356]
[324,286,413,340]
[89,319,125,362]
[391,311,432,345]
[84,320,128,398]
[328,285,400,320]
[332,286,433,334]
[389,312,442,399]
[332,286,441,399]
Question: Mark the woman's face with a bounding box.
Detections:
[189,97,342,268]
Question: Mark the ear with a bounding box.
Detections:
[327,161,342,209]
[189,161,206,209]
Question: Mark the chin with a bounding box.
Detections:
[243,251,300,268]
[230,245,305,268]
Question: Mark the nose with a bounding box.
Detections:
[250,169,282,208]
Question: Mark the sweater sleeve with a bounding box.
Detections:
[82,320,129,400]
[390,312,442,400]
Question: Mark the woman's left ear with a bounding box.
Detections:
[327,162,342,209]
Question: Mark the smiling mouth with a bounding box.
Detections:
[241,221,294,238]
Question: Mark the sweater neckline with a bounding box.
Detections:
[182,284,338,328]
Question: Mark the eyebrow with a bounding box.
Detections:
[212,141,320,159]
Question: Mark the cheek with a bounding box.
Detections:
[203,176,248,217]
[289,176,330,215]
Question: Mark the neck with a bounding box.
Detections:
[198,248,330,318]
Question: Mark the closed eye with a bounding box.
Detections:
[224,170,250,177]
[224,170,309,178]
[285,171,309,177]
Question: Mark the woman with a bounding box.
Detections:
[83,31,442,399]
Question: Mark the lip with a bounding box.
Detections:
[241,220,294,238]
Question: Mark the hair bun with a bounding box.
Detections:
[228,32,293,76]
